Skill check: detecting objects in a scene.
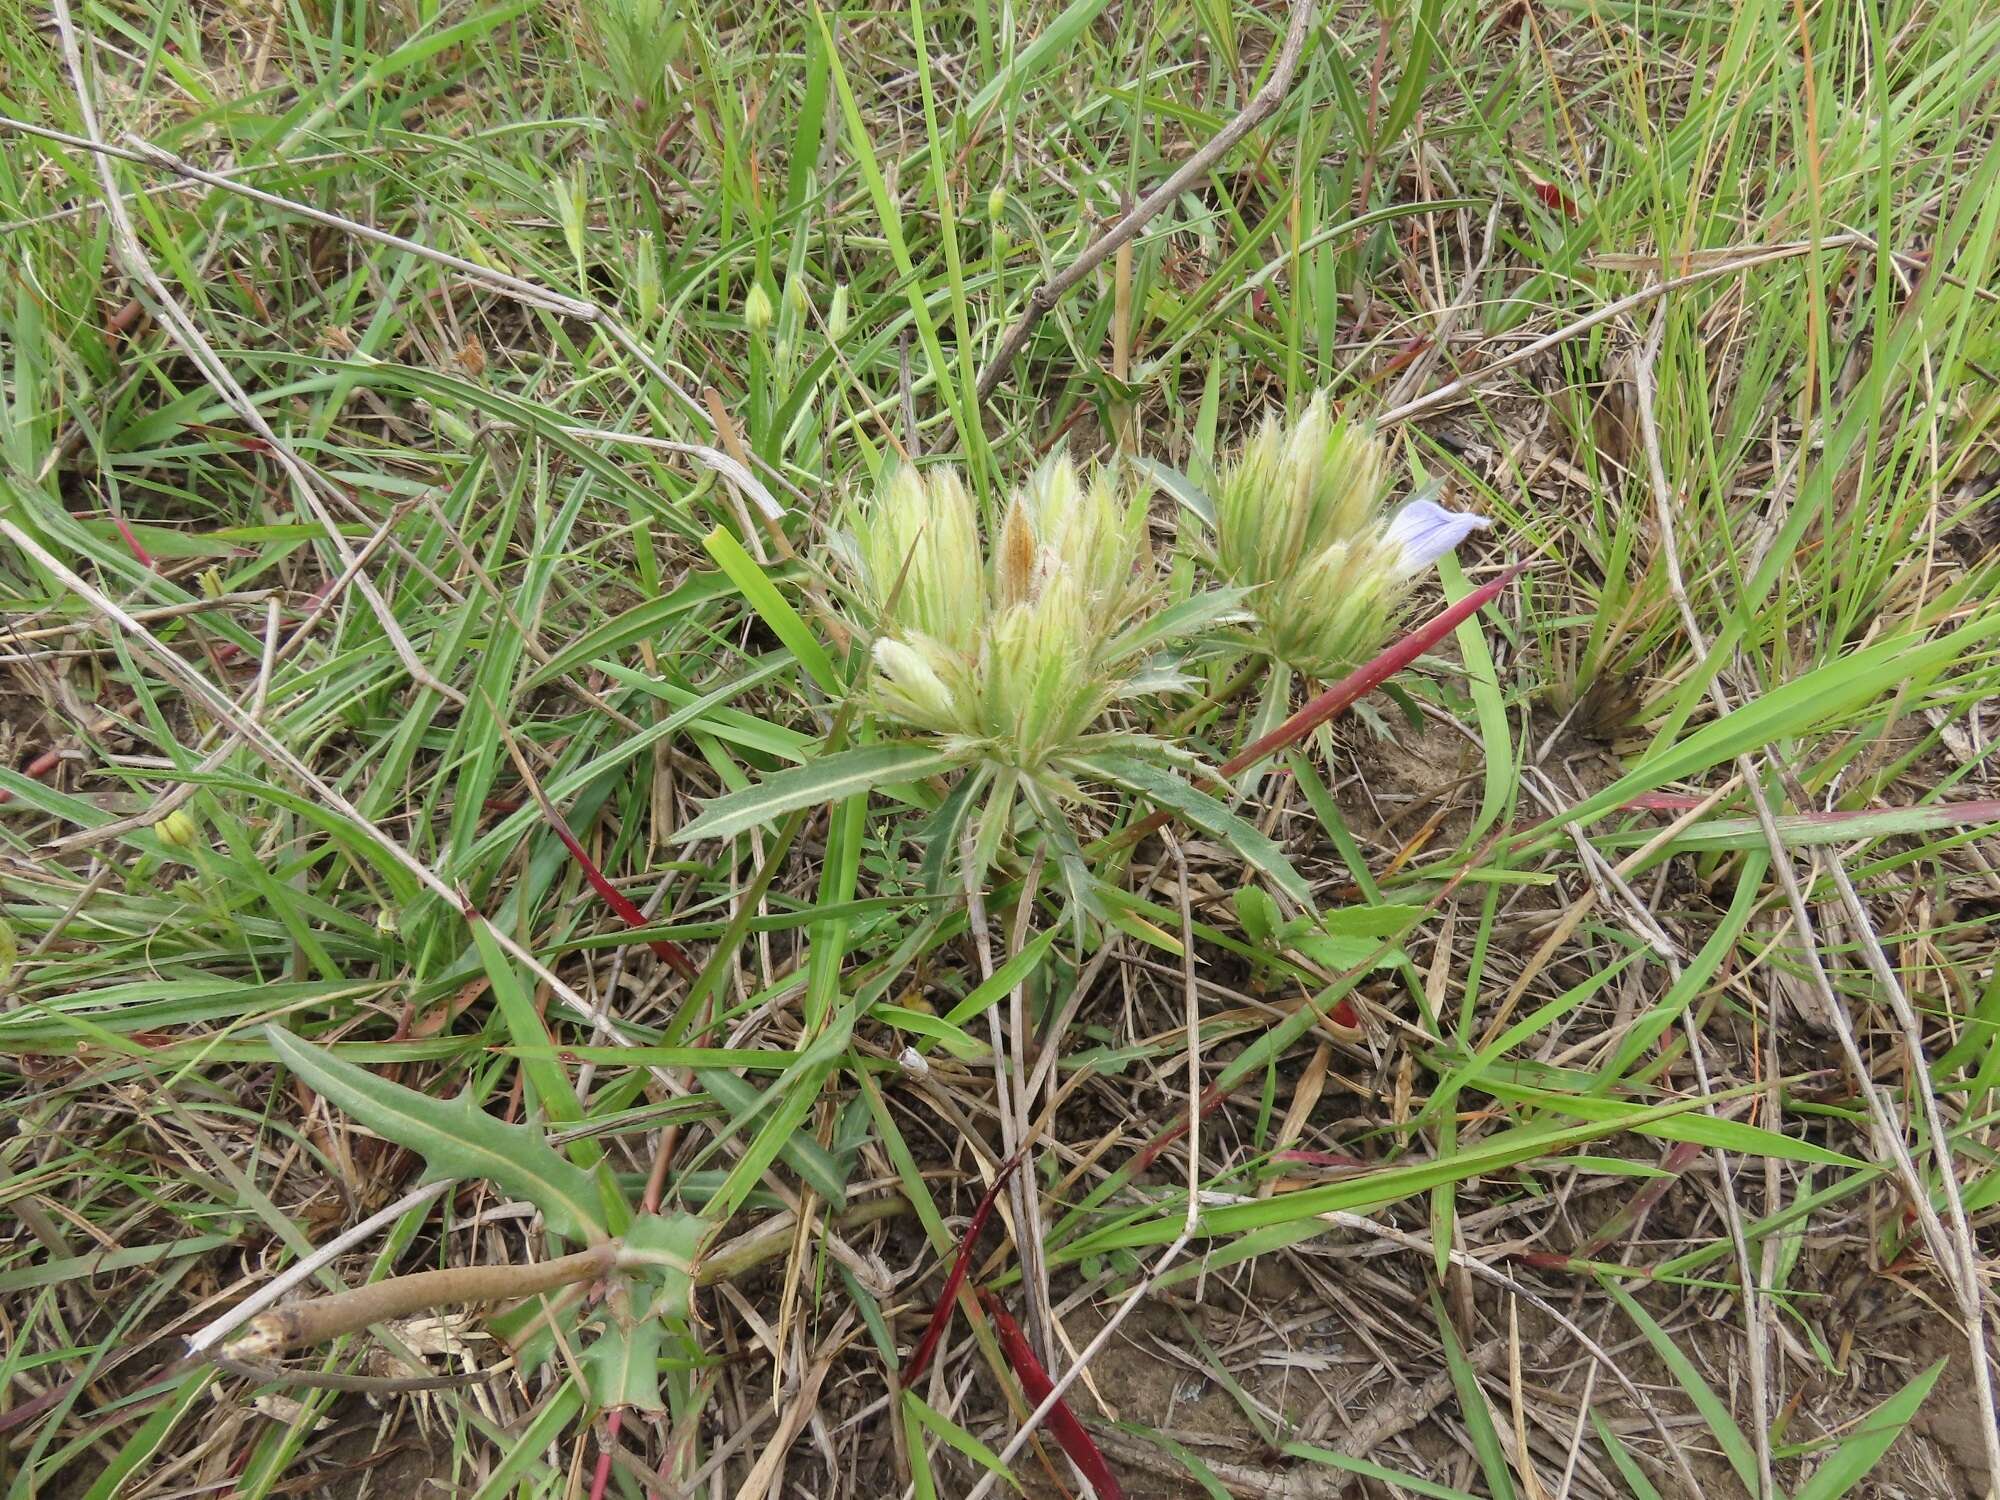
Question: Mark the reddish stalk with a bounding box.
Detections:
[544,814,699,981]
[489,707,699,982]
[108,512,156,570]
[0,747,63,805]
[900,1154,1021,1386]
[1107,563,1524,856]
[1126,1083,1233,1178]
[978,1290,1124,1499]
[587,1408,623,1500]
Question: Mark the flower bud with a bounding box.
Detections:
[743,282,774,336]
[1210,394,1438,680]
[634,231,660,325]
[156,809,198,848]
[987,183,1007,222]
[827,284,850,341]
[871,637,961,733]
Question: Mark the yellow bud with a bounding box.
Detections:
[156,809,198,849]
[987,183,1007,221]
[743,282,774,336]
[375,908,399,936]
[827,284,850,341]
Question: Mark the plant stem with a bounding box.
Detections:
[219,1197,912,1360]
[1164,657,1265,736]
[226,1244,618,1358]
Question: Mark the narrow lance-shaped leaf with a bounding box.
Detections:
[1080,751,1313,909]
[1792,1356,1946,1500]
[267,1026,609,1244]
[1599,1276,1757,1493]
[671,744,966,846]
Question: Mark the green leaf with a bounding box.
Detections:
[903,1391,1019,1489]
[1601,1276,1757,1493]
[1236,886,1280,948]
[1480,1080,1867,1169]
[1081,752,1313,907]
[469,920,580,1125]
[266,1027,609,1244]
[1432,1289,1516,1500]
[1278,1440,1485,1500]
[620,1213,710,1323]
[1103,585,1251,663]
[701,527,841,696]
[671,745,965,845]
[465,1384,583,1500]
[1126,454,1216,528]
[941,926,1060,1029]
[78,1368,212,1500]
[519,568,746,690]
[1792,1357,1945,1500]
[1591,1411,1666,1500]
[1535,610,2000,849]
[585,1316,664,1413]
[697,1068,850,1207]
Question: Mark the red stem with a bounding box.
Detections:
[1127,1083,1233,1177]
[544,814,699,981]
[900,1154,1021,1386]
[1112,564,1523,853]
[978,1290,1124,1499]
[587,1407,622,1500]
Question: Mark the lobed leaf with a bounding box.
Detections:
[267,1026,610,1244]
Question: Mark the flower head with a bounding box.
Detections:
[839,458,1163,784]
[1209,394,1487,679]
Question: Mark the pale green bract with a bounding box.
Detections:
[841,456,1192,790]
[1209,393,1488,680]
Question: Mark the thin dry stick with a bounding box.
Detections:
[1376,233,1866,430]
[960,839,1053,1361]
[1630,312,2000,1494]
[962,832,1206,1500]
[972,0,1316,405]
[45,9,458,706]
[1382,199,1502,411]
[0,147,359,232]
[0,114,792,521]
[1006,849,1057,1364]
[1819,846,2000,1448]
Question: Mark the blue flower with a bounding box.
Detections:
[1384,495,1492,577]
